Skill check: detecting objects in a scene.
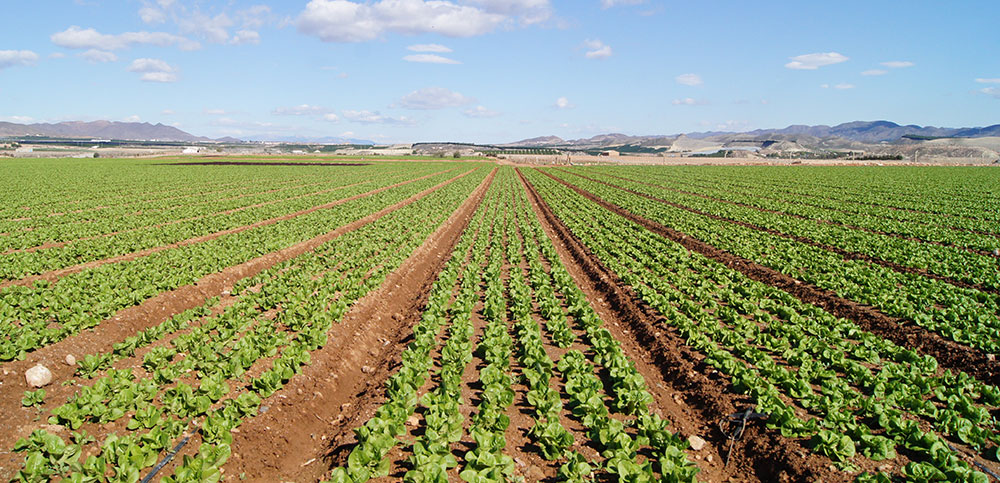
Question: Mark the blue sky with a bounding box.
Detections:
[1,0,998,143]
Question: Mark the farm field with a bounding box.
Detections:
[0,158,998,482]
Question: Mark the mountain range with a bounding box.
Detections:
[0,120,233,143]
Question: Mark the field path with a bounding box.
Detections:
[0,169,453,289]
[221,168,496,482]
[533,169,999,387]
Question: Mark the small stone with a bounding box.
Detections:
[988,354,996,362]
[259,405,269,414]
[706,454,714,463]
[341,403,352,411]
[25,364,52,387]
[361,365,374,374]
[406,415,420,426]
[688,435,707,451]
[515,457,526,467]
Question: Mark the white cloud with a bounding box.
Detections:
[466,0,552,24]
[342,109,415,125]
[861,69,887,76]
[463,105,500,118]
[820,83,855,90]
[784,52,848,70]
[51,26,200,51]
[79,49,117,63]
[49,52,67,59]
[672,98,708,106]
[161,109,175,115]
[127,57,178,82]
[554,97,574,109]
[600,0,645,7]
[230,30,260,45]
[880,60,914,68]
[675,73,702,86]
[204,108,227,115]
[583,39,612,59]
[975,78,1000,84]
[296,0,510,42]
[407,43,452,53]
[323,113,340,122]
[403,54,461,64]
[0,116,35,123]
[177,11,233,43]
[123,115,142,122]
[396,87,474,109]
[981,87,1000,99]
[272,104,333,115]
[340,131,355,137]
[0,50,39,70]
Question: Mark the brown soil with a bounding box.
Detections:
[517,169,844,482]
[0,168,455,289]
[602,172,998,259]
[0,169,482,480]
[533,169,999,387]
[162,162,371,167]
[221,168,497,482]
[557,169,998,296]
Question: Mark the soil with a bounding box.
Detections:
[221,168,496,482]
[534,169,1000,395]
[517,168,844,482]
[0,168,455,289]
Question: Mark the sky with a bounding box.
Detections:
[1,0,998,144]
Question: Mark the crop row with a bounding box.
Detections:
[8,166,488,482]
[541,169,1000,354]
[524,168,998,481]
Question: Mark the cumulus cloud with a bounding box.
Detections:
[675,73,702,86]
[342,109,415,125]
[975,78,1000,84]
[583,39,612,59]
[466,0,552,24]
[880,60,914,68]
[51,26,200,51]
[296,0,515,42]
[0,50,39,70]
[601,0,645,7]
[463,105,500,118]
[554,97,574,109]
[407,43,452,53]
[784,52,848,70]
[396,87,474,109]
[138,2,276,44]
[123,115,142,122]
[820,83,855,90]
[980,87,1000,99]
[0,116,36,123]
[671,98,708,106]
[79,49,117,63]
[861,69,887,76]
[230,30,261,45]
[323,113,340,122]
[272,104,333,116]
[127,58,178,82]
[403,54,461,64]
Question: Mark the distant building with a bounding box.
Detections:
[182,147,200,154]
[599,150,619,157]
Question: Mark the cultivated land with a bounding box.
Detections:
[0,157,998,482]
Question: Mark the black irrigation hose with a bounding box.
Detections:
[947,443,1000,482]
[719,408,769,467]
[140,423,196,483]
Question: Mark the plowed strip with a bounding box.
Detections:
[1,178,379,255]
[556,169,998,295]
[600,172,998,258]
[0,168,478,398]
[0,169,454,289]
[534,169,999,388]
[222,168,496,482]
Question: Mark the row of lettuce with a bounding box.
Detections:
[524,168,998,482]
[326,168,699,482]
[8,168,489,482]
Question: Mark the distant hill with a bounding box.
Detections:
[0,120,230,142]
[509,121,1000,147]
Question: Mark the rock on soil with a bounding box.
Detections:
[25,365,52,387]
[688,435,707,451]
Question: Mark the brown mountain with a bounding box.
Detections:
[0,120,227,142]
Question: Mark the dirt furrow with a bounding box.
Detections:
[534,169,999,387]
[221,168,496,482]
[0,169,455,289]
[517,169,844,482]
[557,169,998,296]
[599,172,998,258]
